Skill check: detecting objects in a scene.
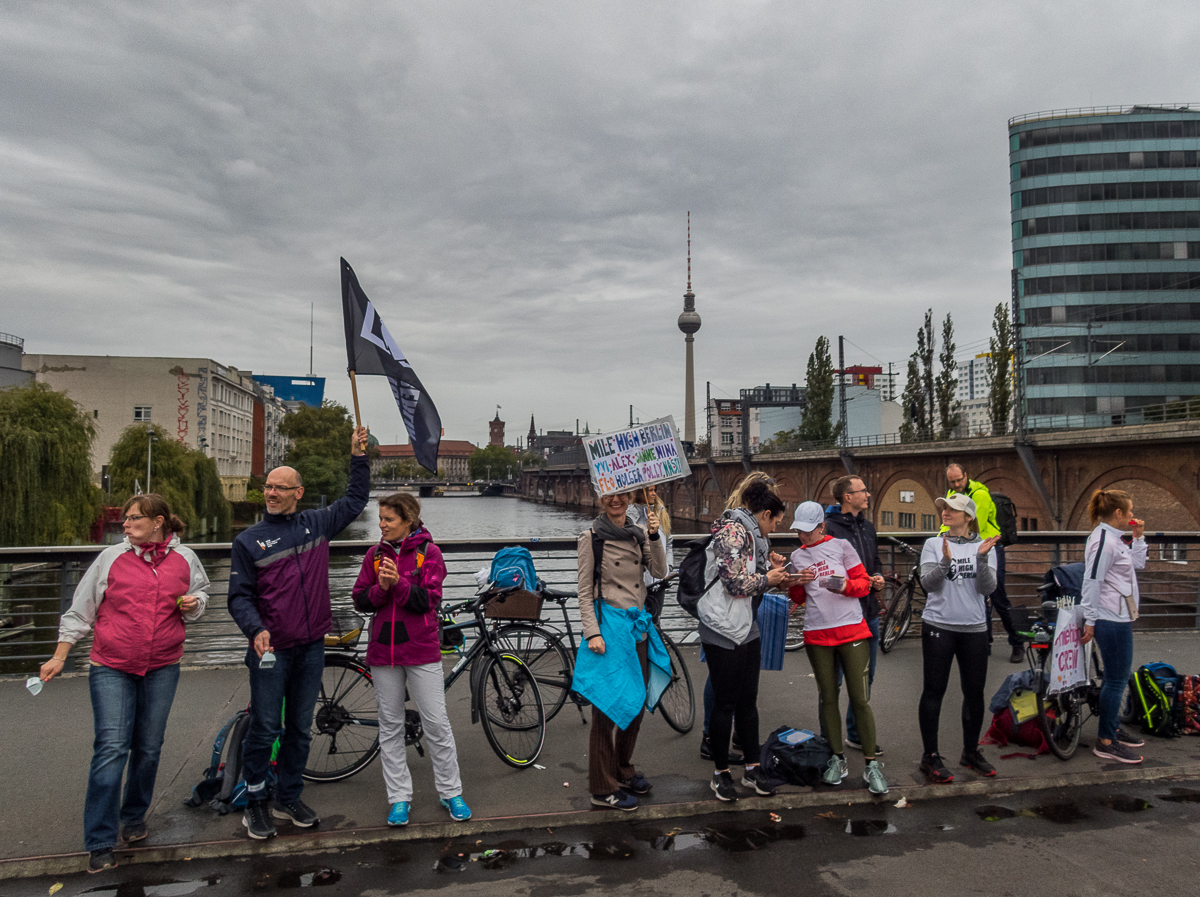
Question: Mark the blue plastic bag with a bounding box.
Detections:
[758,592,789,671]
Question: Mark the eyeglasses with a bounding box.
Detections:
[263,485,300,493]
[844,488,869,495]
[123,515,149,523]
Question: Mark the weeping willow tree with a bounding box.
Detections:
[108,424,230,535]
[0,383,103,546]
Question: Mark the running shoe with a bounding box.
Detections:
[821,754,849,785]
[919,753,955,784]
[441,795,472,821]
[88,849,117,874]
[863,759,889,795]
[741,766,777,796]
[699,736,743,765]
[243,799,277,840]
[591,790,639,810]
[960,749,997,777]
[387,802,410,826]
[121,822,147,843]
[710,770,739,802]
[1093,739,1143,764]
[272,798,320,827]
[1115,727,1145,748]
[619,773,652,795]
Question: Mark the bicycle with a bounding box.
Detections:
[878,537,927,653]
[305,593,546,780]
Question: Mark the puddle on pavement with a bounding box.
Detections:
[1157,788,1200,803]
[1099,795,1154,812]
[83,878,223,897]
[845,819,897,836]
[1030,803,1089,824]
[276,868,342,888]
[703,824,806,851]
[976,805,1019,821]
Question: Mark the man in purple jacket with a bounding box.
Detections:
[228,425,370,839]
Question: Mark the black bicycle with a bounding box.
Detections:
[304,593,545,781]
[878,537,927,653]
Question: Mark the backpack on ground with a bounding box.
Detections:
[1130,662,1184,738]
[676,535,720,618]
[988,491,1020,547]
[759,726,834,787]
[1178,675,1200,735]
[184,708,273,814]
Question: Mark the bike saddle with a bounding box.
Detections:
[541,587,577,601]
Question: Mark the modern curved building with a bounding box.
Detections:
[1009,104,1200,428]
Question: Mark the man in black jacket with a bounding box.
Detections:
[823,475,886,754]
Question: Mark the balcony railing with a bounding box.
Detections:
[3,534,1198,677]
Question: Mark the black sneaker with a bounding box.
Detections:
[591,790,639,810]
[741,766,777,796]
[619,773,652,795]
[699,737,743,765]
[121,822,147,843]
[919,753,954,784]
[1094,739,1143,764]
[87,849,117,874]
[243,799,277,839]
[711,770,739,802]
[1115,727,1145,748]
[272,798,320,827]
[1009,646,1024,664]
[844,738,884,755]
[960,749,997,777]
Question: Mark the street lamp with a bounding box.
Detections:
[146,427,159,494]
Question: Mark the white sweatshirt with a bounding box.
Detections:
[1081,522,1147,625]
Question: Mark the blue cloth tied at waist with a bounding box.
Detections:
[571,605,672,730]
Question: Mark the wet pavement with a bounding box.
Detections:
[5,629,1200,880]
[9,780,1200,896]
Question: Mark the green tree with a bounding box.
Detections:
[798,336,843,445]
[899,356,925,442]
[0,383,102,546]
[469,443,518,479]
[936,312,961,438]
[900,310,936,442]
[278,401,354,501]
[108,424,230,534]
[986,302,1014,435]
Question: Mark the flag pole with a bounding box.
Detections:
[348,370,363,428]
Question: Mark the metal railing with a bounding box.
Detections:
[4,533,1199,677]
[1008,104,1200,127]
[0,332,23,349]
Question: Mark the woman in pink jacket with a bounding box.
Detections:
[351,493,469,827]
[39,494,209,874]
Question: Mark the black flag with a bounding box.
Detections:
[341,258,442,472]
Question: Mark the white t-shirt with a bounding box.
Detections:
[919,536,997,629]
[790,537,865,632]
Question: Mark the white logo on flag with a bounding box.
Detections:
[361,301,412,369]
[388,377,421,434]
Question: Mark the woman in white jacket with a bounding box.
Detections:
[1079,488,1147,764]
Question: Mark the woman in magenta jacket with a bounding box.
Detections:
[40,493,209,874]
[351,492,469,826]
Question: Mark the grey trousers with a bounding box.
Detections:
[372,663,463,804]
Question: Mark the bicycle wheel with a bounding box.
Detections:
[656,629,696,733]
[304,653,381,782]
[784,600,806,652]
[879,581,915,653]
[475,653,545,768]
[493,624,572,722]
[1037,652,1083,760]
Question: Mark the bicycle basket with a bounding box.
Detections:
[326,608,366,648]
[483,588,545,621]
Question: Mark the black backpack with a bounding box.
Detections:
[989,491,1020,546]
[759,726,834,787]
[1131,662,1184,737]
[675,535,720,618]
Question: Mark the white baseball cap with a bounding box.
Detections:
[790,501,825,533]
[935,493,977,519]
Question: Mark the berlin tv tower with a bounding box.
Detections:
[677,213,701,444]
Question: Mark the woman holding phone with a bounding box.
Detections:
[915,493,999,784]
[1079,488,1147,764]
[787,501,885,795]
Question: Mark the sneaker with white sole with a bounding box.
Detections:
[711,770,739,801]
[821,754,849,785]
[441,795,472,821]
[243,799,277,840]
[863,759,889,795]
[272,798,319,827]
[1115,727,1145,748]
[591,790,639,810]
[1094,739,1143,764]
[741,766,777,796]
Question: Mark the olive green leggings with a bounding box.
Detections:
[805,640,876,757]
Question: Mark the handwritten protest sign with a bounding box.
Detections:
[1047,604,1090,695]
[583,416,692,496]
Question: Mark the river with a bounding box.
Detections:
[339,493,597,541]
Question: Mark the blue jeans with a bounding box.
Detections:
[85,663,181,852]
[243,639,325,804]
[1092,619,1134,741]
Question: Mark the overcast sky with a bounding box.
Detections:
[4,1,1200,446]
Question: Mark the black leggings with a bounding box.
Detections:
[918,623,989,757]
[704,638,762,770]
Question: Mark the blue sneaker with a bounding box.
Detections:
[440,795,471,821]
[387,801,410,827]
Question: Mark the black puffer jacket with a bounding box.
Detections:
[823,509,883,620]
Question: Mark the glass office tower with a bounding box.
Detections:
[1009,105,1200,429]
